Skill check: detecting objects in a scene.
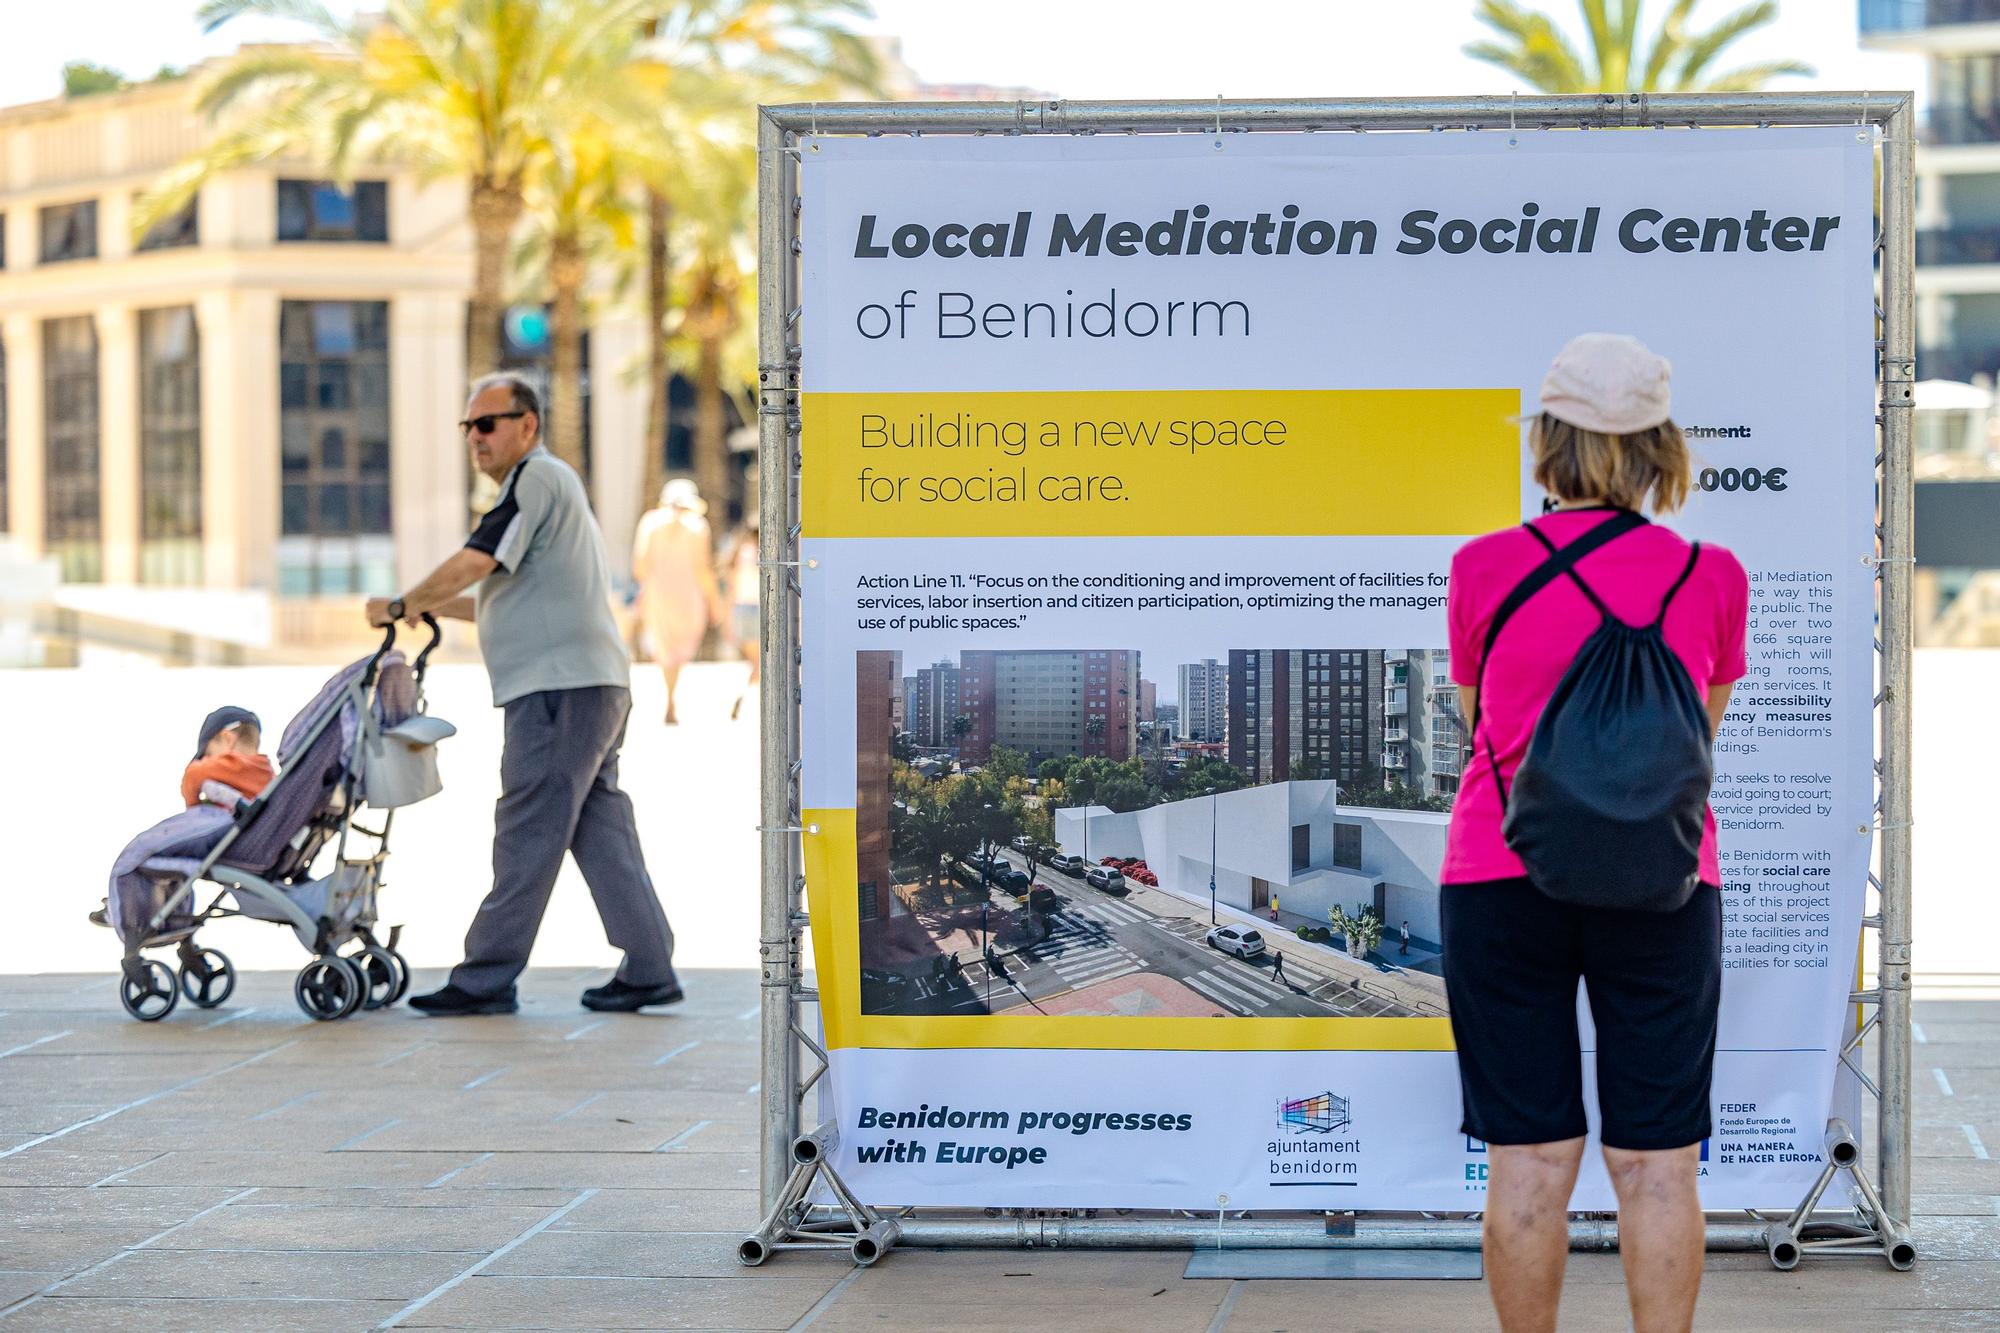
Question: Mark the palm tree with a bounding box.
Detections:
[634,2,881,509]
[666,125,759,510]
[515,59,688,473]
[142,0,675,379]
[1465,0,1812,94]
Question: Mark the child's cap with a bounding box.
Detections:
[193,706,261,761]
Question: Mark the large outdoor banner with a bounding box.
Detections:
[795,125,1876,1210]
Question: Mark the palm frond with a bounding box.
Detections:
[1640,0,1699,92]
[196,0,345,36]
[1469,0,1552,41]
[194,48,350,115]
[1675,0,1783,89]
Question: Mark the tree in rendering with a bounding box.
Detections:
[1465,0,1812,93]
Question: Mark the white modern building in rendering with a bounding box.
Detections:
[1053,780,1450,944]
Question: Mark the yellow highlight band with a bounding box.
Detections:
[804,388,1519,539]
[803,807,1456,1053]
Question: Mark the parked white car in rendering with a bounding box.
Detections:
[1083,864,1127,893]
[1048,853,1086,876]
[1206,925,1268,959]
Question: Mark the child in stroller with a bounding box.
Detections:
[106,618,455,1022]
[88,708,272,929]
[182,706,273,810]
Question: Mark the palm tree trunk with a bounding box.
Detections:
[642,189,672,507]
[549,228,588,477]
[468,178,522,379]
[694,330,728,517]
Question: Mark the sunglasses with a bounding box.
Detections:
[459,410,529,438]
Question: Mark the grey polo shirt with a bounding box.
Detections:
[465,446,629,707]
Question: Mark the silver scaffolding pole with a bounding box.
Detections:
[1875,92,1917,1265]
[755,106,802,1210]
[750,91,1915,1268]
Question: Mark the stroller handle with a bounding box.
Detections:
[364,618,398,685]
[364,612,443,687]
[413,613,442,682]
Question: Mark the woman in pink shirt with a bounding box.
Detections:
[1442,334,1746,1333]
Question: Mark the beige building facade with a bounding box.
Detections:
[0,72,652,650]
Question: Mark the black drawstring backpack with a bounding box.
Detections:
[1471,510,1713,913]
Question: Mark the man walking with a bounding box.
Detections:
[368,374,680,1016]
[1400,920,1411,957]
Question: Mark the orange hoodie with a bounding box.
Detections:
[181,753,275,809]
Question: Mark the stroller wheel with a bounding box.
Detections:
[179,948,236,1009]
[385,948,412,1006]
[353,946,399,1011]
[121,960,180,1022]
[295,957,360,1021]
[333,956,368,1018]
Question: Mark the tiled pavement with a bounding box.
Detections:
[1,970,1996,1331]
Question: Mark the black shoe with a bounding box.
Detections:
[580,977,685,1012]
[409,983,518,1016]
[89,906,110,928]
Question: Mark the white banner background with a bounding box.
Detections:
[799,126,1876,1209]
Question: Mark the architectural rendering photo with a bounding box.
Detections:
[853,647,1459,1020]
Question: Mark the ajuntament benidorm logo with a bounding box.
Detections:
[1276,1090,1352,1135]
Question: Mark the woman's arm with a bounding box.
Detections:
[1707,682,1734,737]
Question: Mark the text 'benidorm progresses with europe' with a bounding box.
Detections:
[852,1104,1197,1170]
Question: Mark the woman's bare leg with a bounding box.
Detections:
[732,639,760,720]
[1603,1143,1704,1333]
[1483,1137,1586,1333]
[661,662,683,725]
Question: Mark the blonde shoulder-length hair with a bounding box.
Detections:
[1529,412,1693,514]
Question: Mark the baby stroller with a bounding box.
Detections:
[109,617,455,1022]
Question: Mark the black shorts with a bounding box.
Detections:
[1439,878,1721,1151]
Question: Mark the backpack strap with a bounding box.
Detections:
[1651,541,1703,627]
[1469,509,1647,805]
[1474,510,1646,691]
[1520,524,1619,622]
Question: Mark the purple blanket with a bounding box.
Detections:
[107,805,233,946]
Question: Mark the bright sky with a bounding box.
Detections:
[0,0,1928,109]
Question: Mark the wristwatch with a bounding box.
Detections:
[387,597,407,622]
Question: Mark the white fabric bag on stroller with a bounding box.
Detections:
[360,713,456,808]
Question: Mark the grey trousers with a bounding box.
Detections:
[451,686,677,996]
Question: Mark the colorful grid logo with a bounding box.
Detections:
[1278,1091,1351,1134]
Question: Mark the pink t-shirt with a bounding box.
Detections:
[1442,507,1749,887]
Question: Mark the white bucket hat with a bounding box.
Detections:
[660,477,707,515]
[1536,333,1673,434]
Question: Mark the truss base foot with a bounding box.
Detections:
[741,1157,898,1267]
[1767,1121,1916,1271]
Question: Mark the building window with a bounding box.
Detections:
[139,306,202,584]
[279,300,392,596]
[858,881,880,923]
[43,316,101,582]
[0,335,8,531]
[1333,822,1363,869]
[39,201,98,264]
[136,196,199,252]
[277,180,388,242]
